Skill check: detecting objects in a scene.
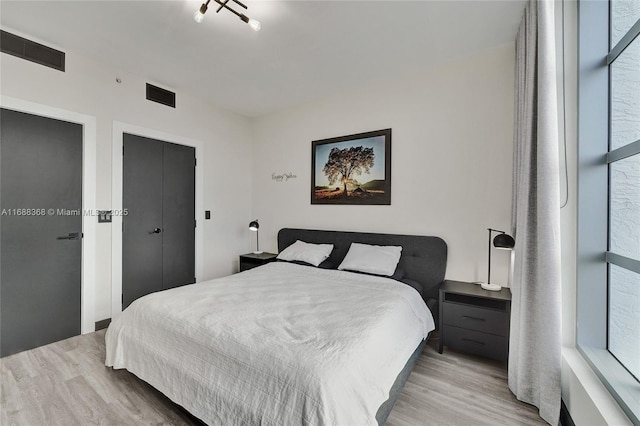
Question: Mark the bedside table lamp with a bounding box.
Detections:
[481,228,515,291]
[249,220,262,254]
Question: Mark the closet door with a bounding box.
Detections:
[162,142,195,289]
[122,134,195,309]
[122,134,164,309]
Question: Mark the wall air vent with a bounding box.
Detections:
[0,30,65,72]
[146,83,176,108]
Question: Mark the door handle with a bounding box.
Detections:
[57,232,80,240]
[149,228,162,234]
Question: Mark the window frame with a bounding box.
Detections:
[577,1,640,423]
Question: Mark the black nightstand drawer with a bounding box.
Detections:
[442,325,509,361]
[438,280,511,362]
[240,258,266,271]
[442,301,509,337]
[239,252,277,272]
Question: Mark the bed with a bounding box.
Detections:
[105,228,447,425]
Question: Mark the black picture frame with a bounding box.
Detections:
[311,128,391,205]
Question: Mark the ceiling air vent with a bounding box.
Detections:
[146,83,176,108]
[0,30,65,72]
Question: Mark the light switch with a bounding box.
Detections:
[98,210,112,223]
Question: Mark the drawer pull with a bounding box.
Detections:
[462,338,486,346]
[462,315,486,322]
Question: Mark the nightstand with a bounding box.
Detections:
[438,280,511,362]
[239,252,277,272]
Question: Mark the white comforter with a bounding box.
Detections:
[105,262,434,426]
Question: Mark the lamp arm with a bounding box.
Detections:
[486,228,507,284]
[212,0,248,19]
[487,228,492,284]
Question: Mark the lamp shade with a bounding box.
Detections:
[249,220,259,231]
[493,233,515,250]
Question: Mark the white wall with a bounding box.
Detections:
[251,45,516,285]
[0,28,254,321]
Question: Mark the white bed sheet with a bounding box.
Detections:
[105,262,434,426]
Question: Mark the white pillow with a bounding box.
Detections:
[338,243,402,276]
[277,240,334,267]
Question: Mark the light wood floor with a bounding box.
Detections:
[1,330,546,425]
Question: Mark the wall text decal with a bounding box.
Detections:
[272,172,297,182]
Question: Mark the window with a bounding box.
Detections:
[607,1,640,382]
[577,0,640,422]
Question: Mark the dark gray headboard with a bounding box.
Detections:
[277,228,447,302]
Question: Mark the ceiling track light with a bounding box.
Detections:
[194,0,261,31]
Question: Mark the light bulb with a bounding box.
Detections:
[194,3,208,23]
[248,18,261,31]
[193,10,205,23]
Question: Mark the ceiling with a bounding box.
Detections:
[0,1,526,117]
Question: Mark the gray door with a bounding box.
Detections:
[1,108,82,358]
[122,133,195,309]
[162,142,196,289]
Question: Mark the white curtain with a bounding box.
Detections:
[509,0,561,424]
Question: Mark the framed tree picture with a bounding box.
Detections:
[311,128,391,205]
